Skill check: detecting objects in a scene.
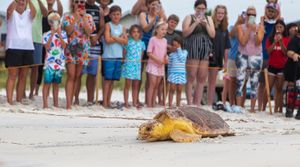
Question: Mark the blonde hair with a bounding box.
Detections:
[153,21,167,36]
[212,5,229,32]
[247,6,257,14]
[47,12,61,22]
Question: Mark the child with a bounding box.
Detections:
[102,5,128,108]
[168,36,188,108]
[42,12,68,108]
[146,21,168,108]
[265,0,281,20]
[122,25,146,109]
[158,14,180,105]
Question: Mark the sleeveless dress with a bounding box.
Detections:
[184,15,212,60]
[141,13,159,59]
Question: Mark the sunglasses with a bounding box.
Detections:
[247,13,256,17]
[74,0,85,4]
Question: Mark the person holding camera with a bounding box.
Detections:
[265,20,289,114]
[182,0,215,106]
[236,6,264,113]
[5,0,36,105]
[62,0,96,109]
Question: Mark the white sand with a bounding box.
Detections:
[0,90,300,167]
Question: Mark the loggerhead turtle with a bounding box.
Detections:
[138,106,235,142]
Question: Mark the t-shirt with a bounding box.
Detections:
[6,10,34,50]
[262,21,276,60]
[212,27,231,61]
[32,0,47,44]
[42,31,68,70]
[287,36,300,66]
[165,31,180,54]
[266,37,289,69]
[147,36,167,65]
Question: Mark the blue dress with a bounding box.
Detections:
[168,48,188,84]
[121,38,146,80]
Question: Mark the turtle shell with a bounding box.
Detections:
[154,106,234,137]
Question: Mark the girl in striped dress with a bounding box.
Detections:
[168,36,188,107]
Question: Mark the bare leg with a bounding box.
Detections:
[229,77,236,105]
[263,74,275,112]
[17,67,29,102]
[53,83,59,107]
[103,80,111,108]
[275,75,284,113]
[124,79,131,108]
[169,83,176,108]
[193,60,209,106]
[29,66,38,99]
[186,59,199,105]
[132,80,140,107]
[43,84,50,108]
[147,73,157,107]
[176,84,183,107]
[257,82,265,111]
[222,79,230,104]
[65,64,76,109]
[73,64,84,105]
[207,68,219,105]
[86,74,96,103]
[6,68,19,105]
[108,81,114,107]
[158,79,164,105]
[152,76,162,107]
[74,74,82,105]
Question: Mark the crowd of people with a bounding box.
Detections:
[1,0,300,120]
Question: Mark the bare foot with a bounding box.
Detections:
[74,99,80,106]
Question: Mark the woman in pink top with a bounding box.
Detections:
[236,6,264,113]
[146,22,168,107]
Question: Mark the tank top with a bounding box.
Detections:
[102,22,123,59]
[141,14,159,48]
[238,24,262,56]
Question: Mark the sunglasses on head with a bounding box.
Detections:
[74,0,85,4]
[247,13,256,17]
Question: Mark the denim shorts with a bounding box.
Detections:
[82,58,99,76]
[33,43,43,65]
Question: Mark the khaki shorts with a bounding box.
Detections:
[227,59,237,78]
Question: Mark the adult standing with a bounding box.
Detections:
[257,2,279,111]
[35,0,63,96]
[265,20,289,113]
[131,0,166,20]
[285,25,300,120]
[29,0,48,99]
[139,0,164,105]
[236,6,264,113]
[182,0,215,106]
[74,0,105,106]
[62,0,95,109]
[207,5,231,107]
[5,0,36,104]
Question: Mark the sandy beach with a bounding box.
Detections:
[0,90,300,167]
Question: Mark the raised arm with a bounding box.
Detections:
[205,16,215,38]
[37,0,48,17]
[28,0,36,19]
[7,1,17,20]
[131,0,146,16]
[139,12,157,33]
[56,0,63,16]
[237,25,251,47]
[182,15,198,38]
[255,24,264,46]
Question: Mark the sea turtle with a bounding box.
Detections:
[138,106,235,142]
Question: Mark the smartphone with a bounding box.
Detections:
[78,4,85,11]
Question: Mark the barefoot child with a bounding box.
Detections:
[42,12,67,108]
[122,25,146,108]
[146,22,168,108]
[103,5,128,108]
[168,36,188,107]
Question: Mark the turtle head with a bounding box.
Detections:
[138,120,164,142]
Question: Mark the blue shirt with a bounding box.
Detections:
[262,21,275,60]
[228,26,239,60]
[168,48,188,74]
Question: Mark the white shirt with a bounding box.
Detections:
[6,9,34,50]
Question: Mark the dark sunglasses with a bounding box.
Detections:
[74,0,85,4]
[247,13,256,17]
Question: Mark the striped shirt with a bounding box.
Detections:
[168,48,188,74]
[86,3,101,58]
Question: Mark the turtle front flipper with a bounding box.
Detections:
[170,129,202,142]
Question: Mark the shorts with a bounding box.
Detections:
[102,58,122,81]
[44,68,63,84]
[259,59,269,83]
[33,43,43,65]
[268,66,284,76]
[227,59,237,78]
[82,57,100,76]
[5,49,34,68]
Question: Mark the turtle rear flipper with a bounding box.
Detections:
[170,129,202,142]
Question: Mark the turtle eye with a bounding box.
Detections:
[146,127,151,131]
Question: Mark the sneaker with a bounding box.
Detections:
[224,104,233,113]
[295,111,300,120]
[232,105,244,113]
[285,108,294,118]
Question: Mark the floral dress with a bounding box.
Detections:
[121,38,146,80]
[62,13,95,66]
